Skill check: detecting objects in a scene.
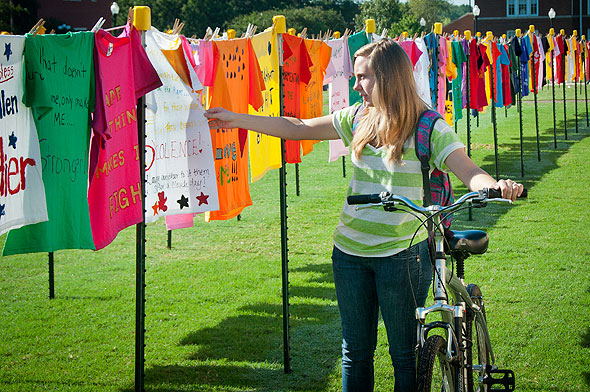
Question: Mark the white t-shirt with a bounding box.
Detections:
[144,28,219,223]
[0,36,48,235]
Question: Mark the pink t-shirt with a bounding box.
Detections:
[89,26,162,250]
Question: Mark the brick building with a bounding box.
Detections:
[36,0,114,32]
[446,0,590,38]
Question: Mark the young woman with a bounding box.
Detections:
[205,38,523,391]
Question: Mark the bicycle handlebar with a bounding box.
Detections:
[347,187,527,217]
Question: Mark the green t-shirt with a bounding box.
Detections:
[3,32,95,255]
[347,31,370,106]
[331,104,465,257]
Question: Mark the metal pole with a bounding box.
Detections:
[134,12,148,390]
[341,156,346,178]
[167,230,172,249]
[585,40,589,127]
[552,44,557,148]
[48,252,54,299]
[465,45,473,221]
[533,53,541,162]
[295,163,300,196]
[575,47,579,134]
[517,53,525,177]
[490,49,499,180]
[561,45,567,140]
[277,29,292,374]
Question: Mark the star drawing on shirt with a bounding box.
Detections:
[177,194,189,209]
[152,201,159,216]
[0,204,5,220]
[4,43,12,61]
[196,192,209,206]
[157,191,168,212]
[8,132,17,149]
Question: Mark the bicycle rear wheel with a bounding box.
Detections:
[417,335,457,392]
[466,284,490,392]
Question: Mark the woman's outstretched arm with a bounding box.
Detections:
[204,107,340,141]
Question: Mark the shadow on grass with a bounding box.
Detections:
[125,264,341,391]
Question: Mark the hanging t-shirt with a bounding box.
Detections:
[451,40,467,121]
[499,43,513,107]
[520,36,532,97]
[282,33,312,164]
[0,36,48,236]
[414,37,432,107]
[88,26,162,250]
[490,41,503,107]
[347,31,370,105]
[555,35,566,84]
[326,37,353,162]
[191,39,215,87]
[3,32,95,255]
[399,40,422,68]
[437,36,449,118]
[300,39,332,156]
[425,33,439,110]
[143,27,219,224]
[248,28,282,182]
[206,37,265,221]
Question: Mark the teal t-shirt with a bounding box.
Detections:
[347,31,370,106]
[331,104,465,257]
[3,32,96,255]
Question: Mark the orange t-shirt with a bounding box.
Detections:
[282,34,313,164]
[206,38,265,220]
[300,39,331,156]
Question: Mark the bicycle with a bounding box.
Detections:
[348,188,525,392]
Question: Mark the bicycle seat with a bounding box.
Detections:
[446,230,488,254]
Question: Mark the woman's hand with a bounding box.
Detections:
[204,107,239,129]
[492,179,524,202]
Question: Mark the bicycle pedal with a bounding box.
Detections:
[484,367,515,391]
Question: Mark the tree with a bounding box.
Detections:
[354,0,404,33]
[229,6,348,36]
[0,0,38,35]
[407,0,470,28]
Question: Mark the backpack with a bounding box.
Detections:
[414,110,455,229]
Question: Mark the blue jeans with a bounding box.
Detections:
[331,240,432,392]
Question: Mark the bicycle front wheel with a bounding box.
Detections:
[466,284,490,392]
[417,335,457,392]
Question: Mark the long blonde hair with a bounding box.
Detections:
[351,39,427,164]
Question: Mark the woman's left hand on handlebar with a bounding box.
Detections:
[493,179,524,201]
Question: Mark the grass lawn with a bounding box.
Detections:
[0,85,589,391]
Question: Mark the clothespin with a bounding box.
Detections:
[413,32,418,40]
[29,19,45,35]
[381,28,388,38]
[212,27,220,40]
[49,29,55,34]
[91,17,106,33]
[127,8,134,26]
[204,27,212,40]
[300,27,307,39]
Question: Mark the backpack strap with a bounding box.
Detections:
[414,110,443,207]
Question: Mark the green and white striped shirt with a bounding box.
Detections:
[332,103,465,257]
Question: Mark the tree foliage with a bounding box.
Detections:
[113,0,356,38]
[0,0,38,34]
[229,6,348,36]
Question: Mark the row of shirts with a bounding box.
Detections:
[3,25,589,255]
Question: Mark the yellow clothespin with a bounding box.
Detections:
[434,22,442,35]
[227,29,235,39]
[464,30,472,41]
[287,28,296,36]
[333,31,341,39]
[365,19,375,34]
[515,28,522,38]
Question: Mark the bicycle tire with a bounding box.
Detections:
[465,284,490,392]
[417,335,457,392]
